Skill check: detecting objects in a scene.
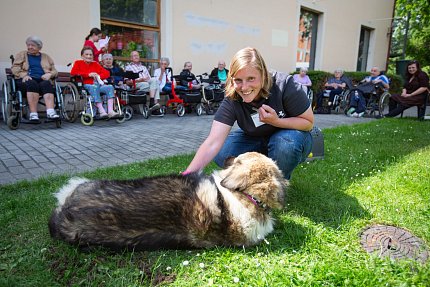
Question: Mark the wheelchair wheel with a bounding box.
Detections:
[122,105,133,120]
[7,115,20,130]
[159,105,167,116]
[195,103,203,116]
[81,113,94,126]
[378,92,390,116]
[176,104,185,117]
[116,113,127,124]
[60,83,78,122]
[2,82,11,124]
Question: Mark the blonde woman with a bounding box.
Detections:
[183,47,314,179]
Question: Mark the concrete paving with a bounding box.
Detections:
[0,110,398,186]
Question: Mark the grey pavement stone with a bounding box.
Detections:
[0,109,419,186]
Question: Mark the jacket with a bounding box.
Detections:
[11,50,58,80]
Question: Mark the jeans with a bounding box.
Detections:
[214,129,313,179]
[84,83,114,103]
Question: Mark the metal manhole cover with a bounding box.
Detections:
[360,224,429,263]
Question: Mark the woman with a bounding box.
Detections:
[84,28,106,63]
[11,36,59,122]
[101,53,125,89]
[293,67,312,94]
[71,46,117,118]
[381,60,429,119]
[183,47,314,179]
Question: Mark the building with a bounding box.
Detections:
[0,0,395,84]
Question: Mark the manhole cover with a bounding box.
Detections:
[360,224,429,263]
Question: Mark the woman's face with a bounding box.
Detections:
[408,63,417,75]
[92,33,102,42]
[26,42,40,55]
[232,65,262,103]
[334,71,342,79]
[300,69,307,76]
[160,60,169,69]
[81,49,94,63]
[103,57,113,67]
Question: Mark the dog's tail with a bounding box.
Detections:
[48,177,88,240]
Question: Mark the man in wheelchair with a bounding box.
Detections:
[347,66,389,117]
[11,36,60,123]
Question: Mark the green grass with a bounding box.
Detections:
[1,118,429,286]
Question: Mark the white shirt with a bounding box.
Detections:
[153,68,172,90]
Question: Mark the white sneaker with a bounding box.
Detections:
[358,112,365,118]
[351,112,359,117]
[29,113,40,121]
[347,107,355,116]
[47,112,60,120]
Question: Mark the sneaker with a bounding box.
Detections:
[346,107,355,116]
[375,114,384,119]
[358,112,365,118]
[47,112,60,120]
[108,111,119,118]
[99,112,108,118]
[29,113,40,122]
[149,102,160,111]
[151,109,164,117]
[351,112,359,117]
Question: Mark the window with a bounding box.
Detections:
[356,26,372,71]
[296,9,318,70]
[100,0,160,71]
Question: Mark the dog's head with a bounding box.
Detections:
[220,152,287,210]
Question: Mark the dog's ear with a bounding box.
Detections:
[223,156,236,168]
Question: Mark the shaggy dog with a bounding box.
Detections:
[48,152,287,250]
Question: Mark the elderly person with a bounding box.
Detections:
[315,69,347,109]
[179,61,201,90]
[210,60,229,84]
[293,67,312,94]
[124,51,161,113]
[347,66,390,117]
[101,53,125,89]
[11,36,59,122]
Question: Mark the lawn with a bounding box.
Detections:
[0,118,429,286]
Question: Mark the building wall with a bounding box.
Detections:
[0,0,394,84]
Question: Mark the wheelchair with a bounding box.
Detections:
[345,83,390,117]
[161,68,204,117]
[2,68,78,130]
[70,76,126,126]
[200,74,225,115]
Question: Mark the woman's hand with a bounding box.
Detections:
[89,72,99,78]
[41,73,52,80]
[22,75,32,82]
[259,104,278,125]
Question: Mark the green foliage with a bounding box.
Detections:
[1,119,429,286]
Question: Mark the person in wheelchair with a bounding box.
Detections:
[347,66,389,117]
[11,36,60,122]
[125,51,161,114]
[70,46,118,118]
[101,53,126,89]
[293,67,312,94]
[179,61,202,90]
[209,60,229,86]
[315,69,347,110]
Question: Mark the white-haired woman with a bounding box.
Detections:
[293,67,312,94]
[11,36,59,122]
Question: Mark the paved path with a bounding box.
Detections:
[0,112,376,185]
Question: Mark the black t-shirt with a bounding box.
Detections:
[214,71,310,137]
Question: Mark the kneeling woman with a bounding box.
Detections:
[71,46,118,118]
[182,47,314,180]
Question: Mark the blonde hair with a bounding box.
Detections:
[225,47,272,100]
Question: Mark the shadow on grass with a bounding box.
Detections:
[285,118,430,228]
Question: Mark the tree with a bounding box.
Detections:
[390,0,430,71]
